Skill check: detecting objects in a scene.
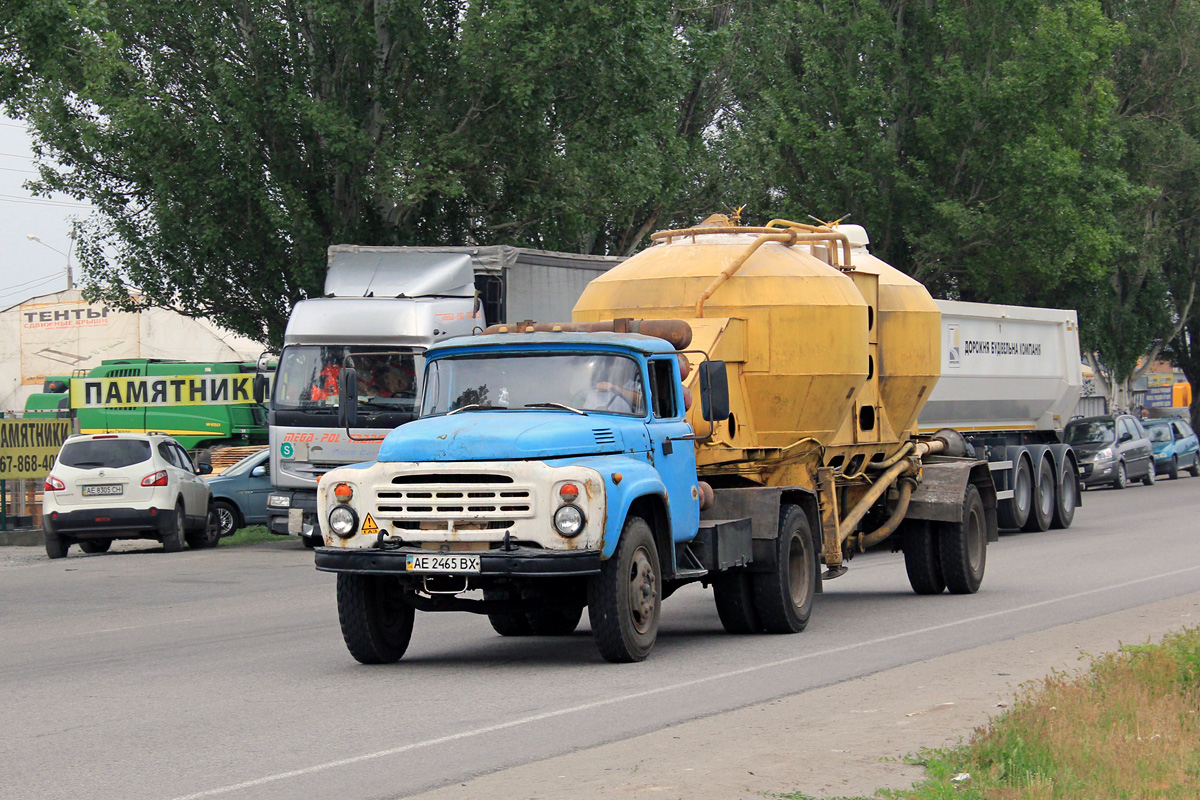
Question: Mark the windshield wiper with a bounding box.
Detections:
[524,402,588,416]
[446,403,485,416]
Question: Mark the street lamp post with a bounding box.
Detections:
[26,228,75,290]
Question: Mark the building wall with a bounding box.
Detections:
[1,289,265,413]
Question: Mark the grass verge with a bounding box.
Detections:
[224,525,290,547]
[782,627,1200,800]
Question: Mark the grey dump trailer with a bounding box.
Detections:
[918,300,1083,532]
[263,245,624,545]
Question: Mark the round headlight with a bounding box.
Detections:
[328,505,358,538]
[553,504,585,538]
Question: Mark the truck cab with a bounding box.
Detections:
[315,331,718,661]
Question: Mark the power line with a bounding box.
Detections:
[0,151,35,160]
[0,193,91,207]
[0,268,69,295]
[0,165,38,174]
[0,271,69,302]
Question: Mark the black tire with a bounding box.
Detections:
[751,505,816,633]
[587,516,661,662]
[1021,457,1053,532]
[302,534,321,549]
[901,521,945,595]
[45,532,69,559]
[1049,458,1077,529]
[527,605,584,636]
[79,538,112,554]
[483,586,533,636]
[1112,461,1128,490]
[213,499,240,537]
[997,454,1033,529]
[938,484,987,594]
[163,503,186,552]
[336,573,414,664]
[1142,460,1157,486]
[1166,457,1179,480]
[712,572,763,633]
[1189,455,1200,478]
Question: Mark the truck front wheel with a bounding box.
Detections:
[337,574,414,664]
[938,484,986,594]
[587,516,660,662]
[752,505,816,633]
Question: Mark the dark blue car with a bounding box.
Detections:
[203,449,272,536]
[1144,418,1200,480]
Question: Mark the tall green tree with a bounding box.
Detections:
[1,0,734,346]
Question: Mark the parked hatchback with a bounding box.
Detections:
[42,432,219,558]
[203,448,271,537]
[1144,417,1200,479]
[1065,413,1156,489]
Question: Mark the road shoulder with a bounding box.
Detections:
[408,591,1200,800]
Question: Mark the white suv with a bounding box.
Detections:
[42,432,219,558]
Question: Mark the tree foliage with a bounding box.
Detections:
[2,0,1200,392]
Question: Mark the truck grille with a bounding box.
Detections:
[375,475,534,521]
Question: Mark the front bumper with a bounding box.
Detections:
[314,545,601,578]
[266,490,318,537]
[43,506,176,538]
[1078,460,1116,486]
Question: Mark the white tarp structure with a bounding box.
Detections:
[0,289,265,413]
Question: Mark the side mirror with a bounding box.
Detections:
[699,360,730,422]
[198,463,213,475]
[338,368,359,428]
[1119,431,1133,443]
[253,374,269,404]
[250,465,268,478]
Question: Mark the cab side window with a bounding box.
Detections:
[648,359,678,419]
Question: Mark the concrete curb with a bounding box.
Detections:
[0,529,43,547]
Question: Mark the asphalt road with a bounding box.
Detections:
[2,476,1198,800]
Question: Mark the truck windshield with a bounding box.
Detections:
[422,353,646,417]
[274,345,423,420]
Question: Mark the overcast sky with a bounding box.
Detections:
[0,116,93,310]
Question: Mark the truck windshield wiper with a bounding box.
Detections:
[446,403,485,416]
[524,402,588,416]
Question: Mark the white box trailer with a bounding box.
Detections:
[919,300,1083,532]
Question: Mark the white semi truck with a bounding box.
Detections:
[263,245,624,545]
[918,300,1083,531]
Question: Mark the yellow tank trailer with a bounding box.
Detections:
[574,213,996,582]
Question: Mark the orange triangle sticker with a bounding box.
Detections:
[361,513,379,536]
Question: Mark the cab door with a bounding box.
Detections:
[643,357,700,545]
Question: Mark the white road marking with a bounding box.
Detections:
[169,563,1200,800]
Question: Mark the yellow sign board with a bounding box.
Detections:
[70,374,257,409]
[361,513,380,537]
[0,420,72,478]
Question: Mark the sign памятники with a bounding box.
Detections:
[0,420,71,479]
[70,374,257,409]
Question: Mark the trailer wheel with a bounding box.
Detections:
[1049,457,1077,529]
[587,516,660,662]
[712,572,763,633]
[938,484,986,594]
[997,453,1032,529]
[752,505,816,633]
[1021,456,1053,532]
[337,574,413,664]
[901,521,945,595]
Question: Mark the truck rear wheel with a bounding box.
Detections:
[1021,456,1053,532]
[997,453,1032,529]
[587,516,660,662]
[938,484,986,594]
[712,572,763,633]
[1049,457,1077,529]
[752,505,816,633]
[901,520,945,595]
[527,606,584,636]
[337,574,414,664]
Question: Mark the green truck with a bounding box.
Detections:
[24,359,268,452]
